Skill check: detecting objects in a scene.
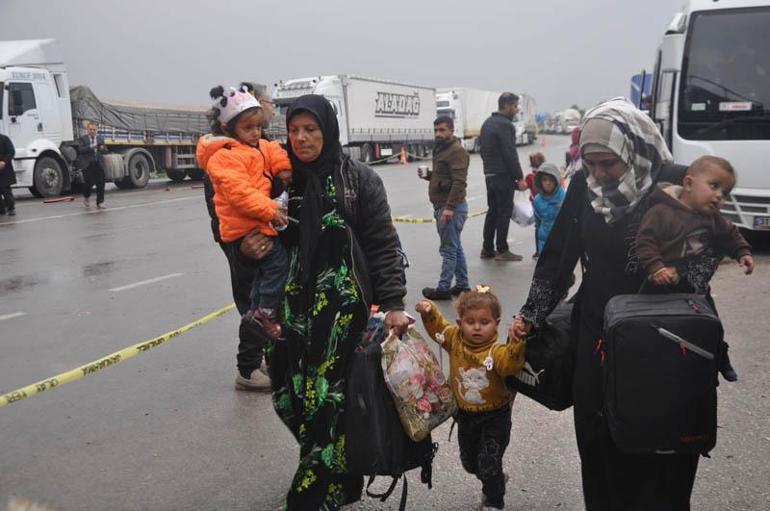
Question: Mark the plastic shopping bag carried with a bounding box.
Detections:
[512,190,535,227]
[381,327,457,442]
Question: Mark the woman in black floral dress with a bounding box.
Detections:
[264,94,410,510]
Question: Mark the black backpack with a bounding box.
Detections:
[345,327,436,510]
[603,293,722,455]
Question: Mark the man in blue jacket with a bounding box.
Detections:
[479,93,527,261]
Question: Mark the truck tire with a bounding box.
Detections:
[361,143,373,164]
[166,169,186,183]
[186,169,205,181]
[32,156,65,198]
[125,152,152,188]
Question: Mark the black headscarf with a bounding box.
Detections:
[286,95,344,285]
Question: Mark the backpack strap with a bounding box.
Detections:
[366,475,409,511]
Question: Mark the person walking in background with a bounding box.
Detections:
[479,93,528,261]
[532,162,566,255]
[0,133,17,216]
[419,115,471,300]
[77,121,107,209]
[524,152,545,258]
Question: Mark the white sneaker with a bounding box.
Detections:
[235,369,271,392]
[258,360,269,376]
[83,197,91,208]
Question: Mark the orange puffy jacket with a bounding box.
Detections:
[196,135,291,242]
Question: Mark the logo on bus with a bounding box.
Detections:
[375,92,420,118]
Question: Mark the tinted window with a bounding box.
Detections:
[678,7,770,140]
[8,82,36,117]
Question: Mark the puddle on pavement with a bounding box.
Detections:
[0,274,47,293]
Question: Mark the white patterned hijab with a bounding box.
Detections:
[580,97,673,224]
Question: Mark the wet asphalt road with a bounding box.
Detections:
[1,135,769,511]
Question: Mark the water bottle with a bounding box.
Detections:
[272,191,289,231]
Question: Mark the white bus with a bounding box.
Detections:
[649,0,770,230]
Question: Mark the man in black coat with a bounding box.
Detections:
[77,121,107,208]
[0,133,16,216]
[479,92,528,261]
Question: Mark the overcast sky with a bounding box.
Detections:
[0,0,683,113]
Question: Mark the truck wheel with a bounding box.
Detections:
[361,143,373,164]
[126,153,152,188]
[32,156,65,198]
[166,169,186,183]
[186,169,204,181]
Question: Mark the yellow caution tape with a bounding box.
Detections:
[392,209,488,224]
[0,303,236,408]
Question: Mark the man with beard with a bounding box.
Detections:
[419,116,471,300]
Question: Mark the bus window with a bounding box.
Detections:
[678,7,770,140]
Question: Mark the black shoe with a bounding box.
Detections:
[422,287,452,300]
[719,359,738,382]
[7,209,15,216]
[494,250,523,261]
[450,285,471,296]
[480,248,495,259]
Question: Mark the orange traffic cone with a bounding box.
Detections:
[400,146,407,165]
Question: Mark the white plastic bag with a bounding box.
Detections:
[381,328,457,442]
[512,191,535,226]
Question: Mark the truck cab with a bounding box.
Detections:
[650,0,770,230]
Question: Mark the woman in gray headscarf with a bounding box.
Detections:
[511,98,698,510]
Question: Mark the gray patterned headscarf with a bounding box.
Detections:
[580,97,673,224]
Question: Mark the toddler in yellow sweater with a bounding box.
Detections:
[416,285,526,510]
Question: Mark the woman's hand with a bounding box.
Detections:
[414,300,432,315]
[384,310,412,337]
[240,232,274,260]
[510,314,533,340]
[277,170,292,187]
[272,207,288,228]
[740,255,755,275]
[651,267,679,286]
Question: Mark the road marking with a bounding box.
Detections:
[109,273,183,292]
[0,196,199,226]
[0,303,236,407]
[0,312,25,322]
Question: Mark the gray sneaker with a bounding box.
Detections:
[235,369,271,392]
[494,250,523,262]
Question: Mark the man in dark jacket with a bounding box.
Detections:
[419,116,471,300]
[479,92,527,261]
[77,121,107,208]
[0,133,16,216]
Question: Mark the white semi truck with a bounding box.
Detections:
[436,87,499,152]
[271,74,435,163]
[0,39,209,197]
[649,0,770,230]
[514,93,538,146]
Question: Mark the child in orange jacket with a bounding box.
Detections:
[196,85,291,339]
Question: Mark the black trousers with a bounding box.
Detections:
[219,240,265,377]
[0,186,14,212]
[457,404,512,509]
[83,162,105,203]
[483,174,515,253]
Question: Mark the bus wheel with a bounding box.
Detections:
[33,156,65,198]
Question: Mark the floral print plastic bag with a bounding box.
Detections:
[381,327,457,442]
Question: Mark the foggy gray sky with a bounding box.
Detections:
[0,0,682,113]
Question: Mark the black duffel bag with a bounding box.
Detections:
[345,320,436,510]
[506,301,575,411]
[603,293,722,455]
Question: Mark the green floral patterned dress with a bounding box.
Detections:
[266,175,368,510]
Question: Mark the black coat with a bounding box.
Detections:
[0,134,16,187]
[479,112,523,181]
[520,164,699,509]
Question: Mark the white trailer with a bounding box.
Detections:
[514,93,537,145]
[649,0,770,230]
[272,75,435,163]
[0,39,209,197]
[436,88,500,152]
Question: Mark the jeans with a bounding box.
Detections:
[248,239,288,311]
[434,201,468,292]
[483,174,515,253]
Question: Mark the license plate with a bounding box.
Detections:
[753,216,770,230]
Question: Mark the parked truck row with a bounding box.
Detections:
[1,39,538,197]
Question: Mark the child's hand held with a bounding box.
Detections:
[740,255,754,275]
[415,301,432,314]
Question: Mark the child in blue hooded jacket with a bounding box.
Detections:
[533,163,566,254]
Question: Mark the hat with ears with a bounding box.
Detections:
[212,86,261,125]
